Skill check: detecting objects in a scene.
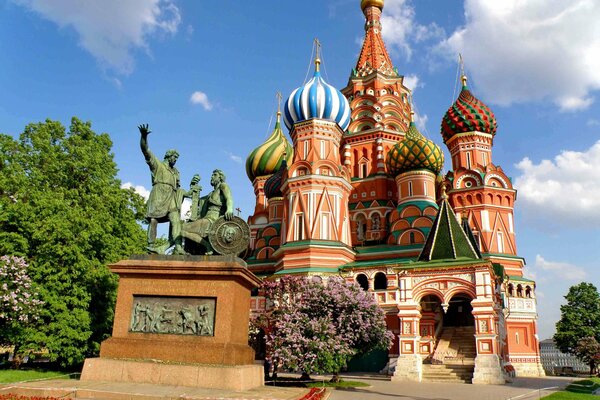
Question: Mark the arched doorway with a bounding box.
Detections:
[444,294,474,327]
[419,294,443,338]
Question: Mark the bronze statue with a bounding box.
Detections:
[138,124,185,254]
[182,169,235,254]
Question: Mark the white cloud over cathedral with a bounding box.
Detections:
[12,0,181,74]
[438,0,600,111]
[514,140,600,226]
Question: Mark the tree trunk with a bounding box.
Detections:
[329,372,341,383]
[300,372,311,381]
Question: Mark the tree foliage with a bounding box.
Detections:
[253,275,393,377]
[575,337,600,375]
[554,282,600,367]
[0,118,146,367]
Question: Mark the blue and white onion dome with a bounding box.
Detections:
[283,59,351,132]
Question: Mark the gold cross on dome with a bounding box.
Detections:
[276,91,282,114]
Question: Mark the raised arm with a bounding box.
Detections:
[138,124,152,162]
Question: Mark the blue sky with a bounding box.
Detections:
[1,0,599,340]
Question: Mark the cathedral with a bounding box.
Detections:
[244,0,544,384]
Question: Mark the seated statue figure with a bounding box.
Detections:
[182,169,234,255]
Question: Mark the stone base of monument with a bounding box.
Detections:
[80,255,264,391]
[81,358,263,391]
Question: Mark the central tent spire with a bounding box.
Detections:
[355,0,396,77]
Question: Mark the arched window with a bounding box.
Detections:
[356,274,369,291]
[508,283,514,297]
[525,286,532,298]
[374,272,387,290]
[516,284,523,297]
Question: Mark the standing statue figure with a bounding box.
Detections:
[182,169,234,255]
[138,124,185,255]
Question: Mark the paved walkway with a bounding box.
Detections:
[327,375,578,400]
[0,375,579,400]
[0,378,311,400]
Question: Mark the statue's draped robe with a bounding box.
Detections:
[146,152,181,220]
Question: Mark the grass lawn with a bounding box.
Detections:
[267,376,369,389]
[542,377,600,399]
[0,369,72,384]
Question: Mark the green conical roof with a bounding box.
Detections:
[418,197,481,262]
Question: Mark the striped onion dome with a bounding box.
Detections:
[246,113,293,182]
[441,77,497,143]
[386,122,444,177]
[264,159,287,199]
[283,63,351,132]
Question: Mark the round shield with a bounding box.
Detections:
[208,216,250,256]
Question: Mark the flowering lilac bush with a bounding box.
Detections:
[0,255,44,347]
[255,275,393,377]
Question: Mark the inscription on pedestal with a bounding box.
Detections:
[130,296,216,336]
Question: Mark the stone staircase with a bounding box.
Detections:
[422,326,476,383]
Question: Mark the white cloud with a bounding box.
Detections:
[403,74,421,93]
[514,140,600,226]
[413,112,428,132]
[190,91,213,111]
[587,118,600,127]
[13,0,181,74]
[534,254,587,281]
[381,0,444,60]
[121,182,150,200]
[225,151,242,164]
[438,0,600,111]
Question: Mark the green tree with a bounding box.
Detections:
[554,282,600,373]
[575,337,600,375]
[0,118,146,367]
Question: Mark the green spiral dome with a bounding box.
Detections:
[246,115,293,182]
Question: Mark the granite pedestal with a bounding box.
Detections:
[81,255,264,391]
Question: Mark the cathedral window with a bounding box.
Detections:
[295,213,304,241]
[517,284,523,297]
[303,141,309,159]
[321,213,330,240]
[360,163,368,178]
[482,152,488,166]
[409,232,415,244]
[466,152,472,169]
[408,181,413,197]
[320,140,326,158]
[508,283,514,296]
[356,274,369,291]
[374,272,387,290]
[497,231,504,252]
[525,286,532,298]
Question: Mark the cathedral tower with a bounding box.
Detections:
[341,0,413,245]
[442,73,521,275]
[276,51,355,272]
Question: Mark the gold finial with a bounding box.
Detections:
[459,53,467,87]
[361,0,384,12]
[314,38,321,72]
[441,184,448,200]
[276,91,282,120]
[410,110,415,123]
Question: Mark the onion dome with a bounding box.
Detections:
[264,159,287,199]
[361,0,384,11]
[246,112,293,182]
[441,76,497,143]
[283,58,351,132]
[386,121,444,176]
